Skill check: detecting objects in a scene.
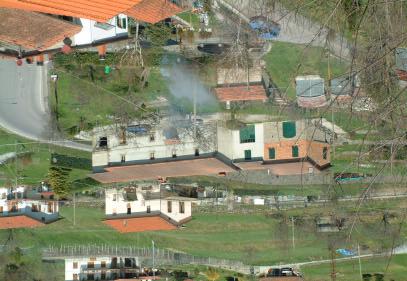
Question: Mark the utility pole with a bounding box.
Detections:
[73,192,76,226]
[14,140,18,189]
[291,217,295,250]
[358,243,363,280]
[152,240,155,277]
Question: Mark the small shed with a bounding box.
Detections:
[395,48,407,72]
[295,75,326,108]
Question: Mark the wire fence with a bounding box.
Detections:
[42,244,255,274]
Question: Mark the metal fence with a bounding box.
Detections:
[42,245,254,274]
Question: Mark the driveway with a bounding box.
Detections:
[0,59,91,151]
[221,0,351,60]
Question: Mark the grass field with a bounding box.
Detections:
[302,254,407,281]
[264,42,348,100]
[0,129,92,187]
[1,198,405,266]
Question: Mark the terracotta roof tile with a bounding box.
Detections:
[104,216,176,233]
[0,8,82,51]
[126,0,183,23]
[0,0,143,22]
[0,215,44,229]
[214,84,268,102]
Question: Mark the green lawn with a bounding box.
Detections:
[264,42,348,99]
[1,199,405,266]
[302,254,407,281]
[0,129,92,187]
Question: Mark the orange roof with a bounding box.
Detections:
[104,216,176,233]
[0,0,143,22]
[126,0,183,23]
[0,215,43,229]
[214,84,268,102]
[0,8,81,51]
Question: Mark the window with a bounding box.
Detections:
[282,121,296,138]
[147,206,151,213]
[48,202,53,213]
[31,204,38,212]
[73,274,78,281]
[167,201,172,213]
[98,137,107,148]
[268,148,276,159]
[150,152,155,160]
[179,202,185,214]
[116,16,122,28]
[149,134,155,142]
[195,148,200,156]
[292,146,299,157]
[323,147,328,160]
[73,262,78,269]
[239,125,255,143]
[101,272,106,280]
[127,204,131,215]
[113,194,117,201]
[122,18,127,29]
[101,261,106,268]
[172,150,177,158]
[121,155,126,163]
[87,261,94,269]
[0,206,3,213]
[244,149,252,160]
[87,274,95,280]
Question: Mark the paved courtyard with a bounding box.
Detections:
[91,158,234,183]
[236,161,320,175]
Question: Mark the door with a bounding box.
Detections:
[244,149,252,160]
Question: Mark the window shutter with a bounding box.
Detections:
[283,122,296,138]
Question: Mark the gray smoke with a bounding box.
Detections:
[160,55,218,107]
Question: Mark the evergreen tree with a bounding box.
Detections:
[47,166,71,199]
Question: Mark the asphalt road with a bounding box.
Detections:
[0,59,91,151]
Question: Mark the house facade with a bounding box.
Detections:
[105,188,193,225]
[217,120,331,169]
[65,256,139,281]
[0,187,59,223]
[92,124,216,172]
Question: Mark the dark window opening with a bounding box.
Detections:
[147,206,151,213]
[121,155,126,163]
[87,262,94,269]
[101,261,106,268]
[111,258,118,268]
[179,201,185,214]
[87,273,95,280]
[101,272,106,280]
[195,149,200,156]
[172,150,177,158]
[292,146,299,157]
[73,262,78,269]
[124,258,132,267]
[168,201,172,213]
[150,134,155,142]
[98,137,108,148]
[127,207,131,214]
[150,152,155,160]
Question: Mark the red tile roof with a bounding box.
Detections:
[0,0,143,22]
[214,84,268,102]
[0,215,43,229]
[0,8,82,51]
[126,0,183,23]
[104,216,176,233]
[297,95,327,108]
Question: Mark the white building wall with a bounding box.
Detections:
[217,123,264,160]
[65,256,139,281]
[0,199,59,223]
[72,14,128,46]
[160,199,192,222]
[105,189,192,223]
